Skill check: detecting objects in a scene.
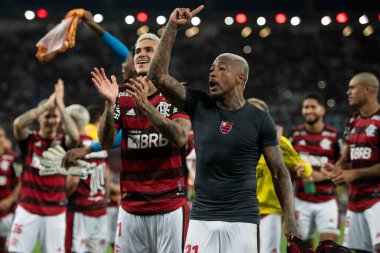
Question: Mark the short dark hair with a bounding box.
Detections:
[303,93,324,106]
[86,105,103,124]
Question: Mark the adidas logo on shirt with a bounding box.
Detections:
[126,109,136,116]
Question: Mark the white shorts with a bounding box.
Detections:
[0,213,14,237]
[343,201,380,252]
[66,211,108,253]
[8,205,66,253]
[295,198,340,240]
[107,206,119,244]
[114,205,188,253]
[260,214,282,253]
[185,220,258,253]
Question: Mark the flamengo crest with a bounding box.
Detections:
[220,121,233,134]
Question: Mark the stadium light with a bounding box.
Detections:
[156,16,166,25]
[321,16,332,26]
[191,17,201,26]
[25,10,35,20]
[137,25,149,36]
[290,17,301,26]
[224,17,234,25]
[36,8,48,19]
[241,26,252,38]
[257,17,266,26]
[243,45,252,54]
[125,15,135,25]
[94,14,103,23]
[185,27,199,37]
[336,12,348,23]
[275,13,287,24]
[137,12,148,23]
[359,15,369,25]
[342,26,353,37]
[235,13,247,24]
[327,99,335,107]
[259,27,271,38]
[363,25,374,36]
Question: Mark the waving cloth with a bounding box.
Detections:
[36,9,85,61]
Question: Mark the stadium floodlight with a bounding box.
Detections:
[363,25,374,36]
[327,99,336,107]
[37,8,48,19]
[359,15,369,25]
[290,17,301,26]
[275,13,287,24]
[342,26,353,37]
[125,15,135,25]
[156,16,166,25]
[137,12,148,23]
[235,13,247,24]
[224,16,234,25]
[25,10,35,20]
[336,12,348,23]
[257,17,266,26]
[191,17,201,26]
[321,16,332,26]
[243,45,252,54]
[185,27,200,37]
[94,14,103,23]
[241,26,252,38]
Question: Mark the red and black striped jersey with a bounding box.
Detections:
[290,124,341,203]
[68,135,108,217]
[17,130,67,216]
[114,86,189,215]
[0,150,21,217]
[344,110,380,211]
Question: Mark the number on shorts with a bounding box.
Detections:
[185,245,198,253]
[117,222,122,237]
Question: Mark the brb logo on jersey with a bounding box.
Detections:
[220,121,233,134]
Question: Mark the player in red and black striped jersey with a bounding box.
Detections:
[65,104,109,253]
[0,127,21,252]
[323,73,380,253]
[9,80,79,253]
[91,33,191,253]
[290,93,341,245]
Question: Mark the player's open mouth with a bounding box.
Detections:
[209,79,218,89]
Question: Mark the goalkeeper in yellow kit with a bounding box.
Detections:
[248,98,313,253]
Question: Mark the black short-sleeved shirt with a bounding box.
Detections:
[184,87,278,224]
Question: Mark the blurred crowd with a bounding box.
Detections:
[0,22,379,137]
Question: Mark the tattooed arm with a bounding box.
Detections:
[127,77,191,147]
[148,6,204,109]
[13,92,56,141]
[91,68,119,149]
[263,145,300,239]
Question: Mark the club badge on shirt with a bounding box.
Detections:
[220,121,233,134]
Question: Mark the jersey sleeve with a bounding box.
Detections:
[114,97,122,130]
[170,105,190,121]
[259,114,279,149]
[100,32,130,64]
[280,136,312,178]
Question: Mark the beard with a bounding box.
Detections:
[304,115,320,125]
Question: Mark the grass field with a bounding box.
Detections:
[31,224,345,253]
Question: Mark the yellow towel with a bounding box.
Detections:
[36,9,85,62]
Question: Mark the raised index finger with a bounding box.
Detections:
[190,5,204,16]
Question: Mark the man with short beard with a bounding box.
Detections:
[289,93,341,245]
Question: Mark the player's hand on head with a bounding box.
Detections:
[91,67,119,104]
[169,5,204,27]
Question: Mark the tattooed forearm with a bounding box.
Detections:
[148,22,186,108]
[98,102,117,149]
[263,145,297,225]
[13,103,48,140]
[139,102,191,147]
